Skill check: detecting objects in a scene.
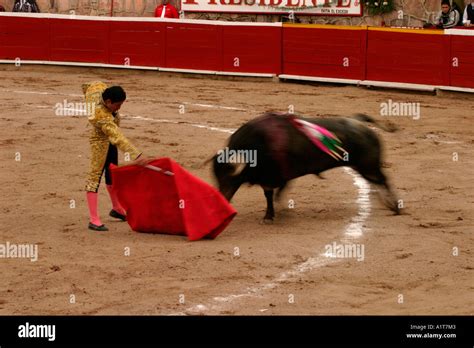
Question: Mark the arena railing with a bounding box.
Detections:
[0,12,473,93]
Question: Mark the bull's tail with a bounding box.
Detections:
[353,113,398,133]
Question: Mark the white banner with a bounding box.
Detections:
[181,0,362,16]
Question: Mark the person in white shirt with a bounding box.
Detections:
[12,0,40,12]
[462,1,474,27]
[436,0,461,29]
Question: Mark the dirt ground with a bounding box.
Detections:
[0,65,472,315]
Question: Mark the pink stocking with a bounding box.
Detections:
[86,192,102,226]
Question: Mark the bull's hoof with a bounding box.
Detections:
[260,218,274,225]
[393,208,402,215]
[391,205,401,215]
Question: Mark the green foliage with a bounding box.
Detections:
[364,0,395,15]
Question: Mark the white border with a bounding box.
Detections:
[0,12,281,26]
[0,60,159,71]
[1,60,473,93]
[279,74,361,85]
[0,12,158,21]
[279,75,474,93]
[159,67,216,75]
[445,28,474,36]
[359,80,436,92]
[0,60,275,78]
[162,18,281,26]
[143,67,274,77]
[216,71,275,77]
[437,85,474,93]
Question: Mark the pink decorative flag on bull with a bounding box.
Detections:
[289,117,347,161]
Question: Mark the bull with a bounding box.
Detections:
[211,112,401,222]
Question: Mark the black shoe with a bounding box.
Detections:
[109,209,127,221]
[88,222,109,231]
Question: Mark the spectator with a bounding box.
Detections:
[13,0,40,12]
[0,5,5,11]
[436,0,461,29]
[154,0,179,19]
[462,0,474,27]
[451,1,464,26]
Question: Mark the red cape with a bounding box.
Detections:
[110,158,236,241]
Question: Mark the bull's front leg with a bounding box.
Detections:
[262,188,275,222]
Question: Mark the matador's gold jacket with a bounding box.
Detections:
[83,81,141,192]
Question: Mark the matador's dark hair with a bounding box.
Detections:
[102,86,126,103]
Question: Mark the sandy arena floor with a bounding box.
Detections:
[0,65,472,315]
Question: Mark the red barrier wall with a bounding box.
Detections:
[165,23,222,71]
[0,16,50,60]
[50,18,109,63]
[282,25,367,80]
[109,21,165,67]
[449,34,474,89]
[0,16,282,75]
[366,28,450,86]
[0,15,473,90]
[222,26,281,74]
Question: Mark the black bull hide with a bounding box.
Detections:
[212,112,401,221]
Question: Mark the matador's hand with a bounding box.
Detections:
[127,155,155,167]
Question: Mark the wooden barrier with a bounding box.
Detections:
[0,13,473,91]
[366,27,450,86]
[446,29,474,89]
[282,24,367,81]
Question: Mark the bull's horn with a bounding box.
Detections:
[198,154,218,168]
[230,162,247,176]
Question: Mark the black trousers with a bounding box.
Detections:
[101,144,118,187]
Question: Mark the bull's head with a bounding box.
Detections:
[211,151,246,201]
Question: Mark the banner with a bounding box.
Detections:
[181,0,362,16]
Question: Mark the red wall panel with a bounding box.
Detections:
[50,18,109,63]
[283,26,367,80]
[108,21,165,67]
[0,16,50,60]
[449,35,474,89]
[164,23,221,71]
[1,15,474,91]
[366,30,450,86]
[221,26,281,74]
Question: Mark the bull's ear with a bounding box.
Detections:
[198,153,218,168]
[230,162,246,176]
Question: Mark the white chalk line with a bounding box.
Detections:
[182,101,247,111]
[128,114,236,134]
[0,88,248,112]
[172,168,371,315]
[4,87,372,314]
[0,89,84,97]
[25,106,236,133]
